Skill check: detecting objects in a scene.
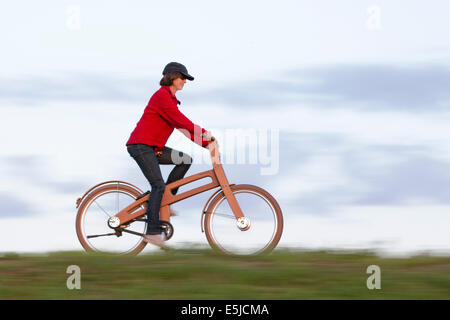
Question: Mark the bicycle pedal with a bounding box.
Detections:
[170,210,178,217]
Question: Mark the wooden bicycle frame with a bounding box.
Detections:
[114,140,245,226]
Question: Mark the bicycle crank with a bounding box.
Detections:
[161,221,174,240]
[236,217,251,231]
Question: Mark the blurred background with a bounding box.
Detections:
[1,0,449,257]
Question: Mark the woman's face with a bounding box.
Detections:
[172,76,187,91]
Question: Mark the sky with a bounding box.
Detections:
[1,0,450,256]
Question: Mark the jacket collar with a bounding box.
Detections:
[162,86,181,105]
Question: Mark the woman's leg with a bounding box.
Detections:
[157,146,193,195]
[127,144,165,235]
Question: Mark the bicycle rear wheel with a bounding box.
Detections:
[204,184,283,255]
[76,183,148,255]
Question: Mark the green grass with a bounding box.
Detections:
[0,248,449,299]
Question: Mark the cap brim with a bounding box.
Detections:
[181,72,194,81]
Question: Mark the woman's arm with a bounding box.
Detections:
[158,102,209,147]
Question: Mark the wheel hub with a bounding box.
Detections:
[236,217,251,231]
[108,217,121,228]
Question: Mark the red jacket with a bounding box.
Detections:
[126,86,209,152]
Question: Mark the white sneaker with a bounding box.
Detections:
[143,234,168,249]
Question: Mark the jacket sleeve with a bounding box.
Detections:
[157,95,209,148]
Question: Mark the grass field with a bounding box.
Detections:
[0,248,449,299]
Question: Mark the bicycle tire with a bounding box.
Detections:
[204,184,283,255]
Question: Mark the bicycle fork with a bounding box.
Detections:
[211,163,250,231]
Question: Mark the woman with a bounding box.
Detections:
[126,62,214,248]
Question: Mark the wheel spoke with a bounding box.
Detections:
[94,200,112,218]
[206,211,236,219]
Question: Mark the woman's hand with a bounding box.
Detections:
[202,130,215,141]
[206,140,218,151]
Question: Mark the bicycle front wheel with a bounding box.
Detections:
[204,184,283,255]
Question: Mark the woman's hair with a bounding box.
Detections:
[160,71,183,86]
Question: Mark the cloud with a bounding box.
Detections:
[272,134,450,213]
[3,64,450,112]
[0,72,158,106]
[2,155,89,195]
[351,154,450,205]
[187,64,450,111]
[0,192,35,217]
[292,64,450,110]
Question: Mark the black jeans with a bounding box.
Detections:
[127,144,192,234]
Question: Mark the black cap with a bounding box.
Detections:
[162,62,194,81]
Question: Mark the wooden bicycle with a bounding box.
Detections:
[75,139,283,255]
